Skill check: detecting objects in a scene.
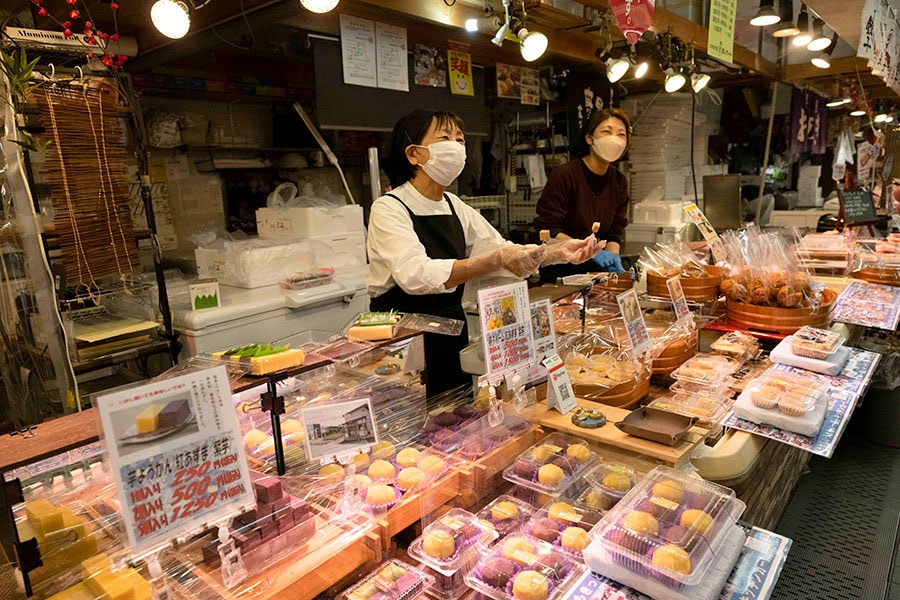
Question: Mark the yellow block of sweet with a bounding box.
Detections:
[46,583,97,600]
[24,498,63,537]
[121,568,152,600]
[44,507,87,543]
[80,553,112,579]
[135,404,165,434]
[30,533,99,584]
[87,568,138,600]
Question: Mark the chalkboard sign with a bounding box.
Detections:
[839,188,877,225]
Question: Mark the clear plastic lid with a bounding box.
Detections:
[580,463,637,512]
[790,326,843,359]
[421,560,475,600]
[464,534,586,600]
[502,433,598,497]
[587,466,746,588]
[279,267,334,290]
[728,358,772,395]
[340,559,433,600]
[523,500,602,562]
[407,508,498,575]
[649,392,734,427]
[476,495,535,539]
[668,377,734,397]
[709,331,760,360]
[670,354,739,386]
[743,370,828,416]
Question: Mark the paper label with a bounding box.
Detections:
[666,276,691,324]
[558,510,583,523]
[683,203,724,263]
[478,282,537,379]
[542,354,577,414]
[616,289,652,357]
[512,548,539,565]
[650,496,680,511]
[190,280,220,311]
[530,299,557,364]
[440,516,464,530]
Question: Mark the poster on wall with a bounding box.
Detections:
[521,66,540,105]
[496,62,521,99]
[448,41,474,96]
[375,22,408,92]
[707,0,736,62]
[566,65,616,153]
[340,15,377,88]
[414,43,446,87]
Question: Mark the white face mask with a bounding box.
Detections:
[414,141,467,186]
[591,135,627,162]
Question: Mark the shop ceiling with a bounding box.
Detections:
[13,0,896,103]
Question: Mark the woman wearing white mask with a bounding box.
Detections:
[534,108,632,282]
[368,109,600,396]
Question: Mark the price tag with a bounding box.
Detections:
[616,289,652,358]
[683,204,726,262]
[832,162,846,181]
[542,354,577,414]
[666,276,692,326]
[478,282,536,380]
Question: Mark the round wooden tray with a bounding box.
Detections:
[725,288,837,334]
[851,267,900,287]
[646,265,723,301]
[574,371,651,409]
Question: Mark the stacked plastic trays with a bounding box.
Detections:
[656,354,740,433]
[502,433,599,507]
[339,559,434,600]
[583,466,747,600]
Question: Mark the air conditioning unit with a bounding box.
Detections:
[2,27,138,57]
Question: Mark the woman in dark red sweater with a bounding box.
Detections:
[534,107,631,282]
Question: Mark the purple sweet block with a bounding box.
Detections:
[454,404,479,419]
[527,517,561,543]
[258,520,278,542]
[269,495,290,516]
[202,541,221,567]
[276,515,296,535]
[291,500,310,521]
[254,476,283,504]
[433,412,462,428]
[158,399,191,428]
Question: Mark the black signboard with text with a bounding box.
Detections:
[838,188,877,225]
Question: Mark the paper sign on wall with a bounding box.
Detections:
[543,354,577,414]
[448,40,474,96]
[340,15,377,88]
[617,289,652,358]
[478,281,536,383]
[707,0,736,62]
[95,366,254,554]
[375,22,408,91]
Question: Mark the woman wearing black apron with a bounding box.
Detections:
[367,110,601,397]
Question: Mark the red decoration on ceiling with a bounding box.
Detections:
[608,0,655,46]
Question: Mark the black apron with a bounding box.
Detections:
[369,193,471,397]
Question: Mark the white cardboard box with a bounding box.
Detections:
[195,239,317,288]
[308,231,367,268]
[256,204,364,240]
[626,223,691,245]
[770,209,830,229]
[632,201,689,225]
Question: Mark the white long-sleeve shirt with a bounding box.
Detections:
[366,182,507,298]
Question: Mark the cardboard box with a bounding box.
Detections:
[256,204,364,240]
[308,231,367,268]
[625,223,691,245]
[632,201,689,225]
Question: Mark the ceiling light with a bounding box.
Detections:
[874,113,888,123]
[518,29,547,62]
[299,0,339,12]
[773,0,799,37]
[492,22,510,46]
[750,0,780,26]
[634,61,650,78]
[826,98,848,107]
[807,18,831,51]
[691,72,711,93]
[151,0,191,39]
[850,109,867,116]
[465,18,479,32]
[811,53,831,68]
[793,6,812,46]
[606,56,629,82]
[888,116,895,123]
[664,68,686,93]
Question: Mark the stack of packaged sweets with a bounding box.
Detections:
[502,433,599,507]
[663,354,740,434]
[339,559,434,600]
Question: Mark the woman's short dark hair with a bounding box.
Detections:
[387,110,465,187]
[580,107,632,157]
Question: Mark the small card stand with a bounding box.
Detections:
[218,526,248,589]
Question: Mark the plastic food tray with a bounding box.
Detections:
[584,466,746,590]
[790,326,843,359]
[522,500,603,562]
[670,354,739,386]
[649,392,734,427]
[408,508,498,575]
[476,495,535,539]
[709,330,760,360]
[340,559,433,600]
[742,370,828,416]
[579,463,636,512]
[668,377,734,397]
[503,433,599,497]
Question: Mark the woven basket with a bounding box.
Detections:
[725,288,837,334]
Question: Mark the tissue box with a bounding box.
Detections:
[195,239,316,288]
[256,205,364,240]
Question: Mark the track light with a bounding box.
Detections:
[750,0,780,26]
[606,56,629,82]
[811,33,837,68]
[299,0,339,12]
[151,0,191,39]
[664,68,686,92]
[850,109,867,116]
[807,18,831,51]
[634,61,650,78]
[773,0,799,37]
[793,6,812,46]
[518,29,548,62]
[691,72,711,93]
[492,22,509,46]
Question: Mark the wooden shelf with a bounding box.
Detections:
[72,338,171,375]
[0,409,101,474]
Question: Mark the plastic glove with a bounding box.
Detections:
[542,236,606,266]
[592,249,625,274]
[494,244,546,278]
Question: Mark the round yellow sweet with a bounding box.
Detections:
[319,463,345,479]
[258,437,276,457]
[349,474,372,488]
[583,490,605,510]
[547,502,578,524]
[560,527,590,551]
[368,459,396,480]
[512,570,548,600]
[397,467,425,490]
[680,509,714,535]
[491,501,519,521]
[396,447,421,468]
[371,441,397,459]
[422,529,455,560]
[602,471,632,492]
[531,445,554,463]
[623,511,659,536]
[352,453,371,470]
[502,537,536,566]
[651,545,692,575]
[364,483,396,506]
[243,429,268,449]
[418,455,446,477]
[537,464,565,487]
[566,444,591,462]
[281,419,304,435]
[652,480,685,504]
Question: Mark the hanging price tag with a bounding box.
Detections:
[666,276,692,326]
[542,354,577,414]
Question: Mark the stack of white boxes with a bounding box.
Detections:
[796,166,823,207]
[627,200,692,246]
[255,204,367,267]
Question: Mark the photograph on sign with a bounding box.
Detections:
[478,281,536,379]
[530,298,556,362]
[110,394,198,457]
[301,398,378,462]
[666,276,691,324]
[616,289,652,356]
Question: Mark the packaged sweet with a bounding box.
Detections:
[213,343,305,375]
[340,559,433,600]
[279,267,334,290]
[348,311,402,342]
[709,330,760,360]
[790,326,843,359]
[523,500,602,561]
[732,368,830,437]
[648,391,733,428]
[408,508,498,574]
[503,433,598,497]
[670,354,737,386]
[580,464,637,512]
[476,495,535,539]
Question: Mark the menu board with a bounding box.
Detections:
[839,188,877,224]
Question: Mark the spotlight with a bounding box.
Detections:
[874,113,888,123]
[519,29,548,61]
[492,22,509,46]
[810,33,837,68]
[634,61,650,78]
[825,98,850,107]
[773,0,799,37]
[465,18,479,32]
[793,6,812,46]
[664,68,686,92]
[606,56,629,82]
[807,18,831,51]
[299,0,339,12]
[151,0,190,39]
[750,0,780,26]
[888,116,895,123]
[691,72,711,93]
[850,109,867,116]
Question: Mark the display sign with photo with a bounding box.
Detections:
[479,281,536,381]
[95,366,254,554]
[616,289,651,357]
[530,298,556,363]
[496,62,521,99]
[521,66,539,105]
[666,276,692,326]
[301,398,378,462]
[414,43,446,87]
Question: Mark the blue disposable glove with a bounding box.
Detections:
[592,250,625,274]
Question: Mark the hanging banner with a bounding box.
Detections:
[608,0,655,45]
[340,15,377,88]
[790,89,827,154]
[567,65,616,153]
[707,0,737,62]
[375,22,409,92]
[414,43,446,87]
[448,40,474,96]
[859,0,900,93]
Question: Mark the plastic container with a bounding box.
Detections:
[584,466,746,591]
[579,464,637,512]
[279,268,335,290]
[408,508,498,575]
[670,354,738,386]
[340,559,433,600]
[523,500,603,562]
[649,392,734,428]
[503,433,598,497]
[790,326,843,359]
[668,377,733,397]
[465,534,585,600]
[709,331,760,361]
[421,560,475,600]
[743,370,828,417]
[476,495,535,539]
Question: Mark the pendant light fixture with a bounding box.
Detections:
[519,29,548,62]
[773,0,799,37]
[811,33,837,68]
[664,68,686,92]
[850,109,867,117]
[807,18,831,51]
[750,0,780,26]
[792,6,812,46]
[151,0,191,39]
[299,0,339,12]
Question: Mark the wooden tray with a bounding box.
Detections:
[615,406,696,446]
[851,267,900,287]
[574,371,651,409]
[647,265,723,301]
[725,288,836,334]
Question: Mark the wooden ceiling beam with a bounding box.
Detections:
[781,56,871,82]
[804,0,862,49]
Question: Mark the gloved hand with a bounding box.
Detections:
[542,236,606,266]
[493,244,546,278]
[592,249,624,274]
